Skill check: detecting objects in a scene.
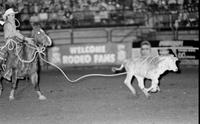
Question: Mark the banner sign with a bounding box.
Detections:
[48,42,132,66]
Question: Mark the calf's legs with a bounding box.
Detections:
[135,75,150,98]
[124,73,136,95]
[146,79,160,93]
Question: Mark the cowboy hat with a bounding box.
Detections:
[2,8,18,20]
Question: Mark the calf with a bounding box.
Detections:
[114,55,178,98]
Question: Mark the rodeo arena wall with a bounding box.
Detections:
[0,26,199,69]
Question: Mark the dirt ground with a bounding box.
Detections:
[0,66,198,124]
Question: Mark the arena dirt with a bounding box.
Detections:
[0,67,198,124]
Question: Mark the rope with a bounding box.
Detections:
[15,18,21,28]
[1,38,127,83]
[16,43,46,63]
[39,54,127,83]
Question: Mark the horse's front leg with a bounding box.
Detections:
[30,72,46,100]
[9,69,18,101]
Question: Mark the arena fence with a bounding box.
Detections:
[0,26,199,70]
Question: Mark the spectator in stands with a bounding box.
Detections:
[94,11,101,24]
[33,2,40,14]
[168,0,178,12]
[99,7,109,24]
[57,9,65,29]
[147,0,159,12]
[28,2,34,14]
[16,0,25,12]
[48,9,58,29]
[38,9,48,28]
[20,7,30,29]
[4,0,16,9]
[1,8,34,80]
[187,12,198,27]
[30,13,40,27]
[177,10,189,27]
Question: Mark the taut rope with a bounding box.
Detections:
[39,54,127,83]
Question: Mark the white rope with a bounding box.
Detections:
[39,54,127,83]
[15,18,20,28]
[0,39,15,51]
[1,39,127,83]
[16,44,46,63]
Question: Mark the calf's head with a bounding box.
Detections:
[160,55,179,72]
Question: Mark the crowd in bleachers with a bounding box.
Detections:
[0,0,199,30]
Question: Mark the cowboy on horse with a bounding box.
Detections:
[1,8,34,81]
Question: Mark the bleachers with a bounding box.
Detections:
[0,0,198,31]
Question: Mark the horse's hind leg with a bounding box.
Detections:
[30,72,46,100]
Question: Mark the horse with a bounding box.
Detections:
[0,26,52,100]
[113,55,178,98]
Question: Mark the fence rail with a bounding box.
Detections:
[0,26,198,47]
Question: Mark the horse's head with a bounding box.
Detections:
[31,26,52,47]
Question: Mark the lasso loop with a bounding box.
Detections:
[1,39,15,51]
